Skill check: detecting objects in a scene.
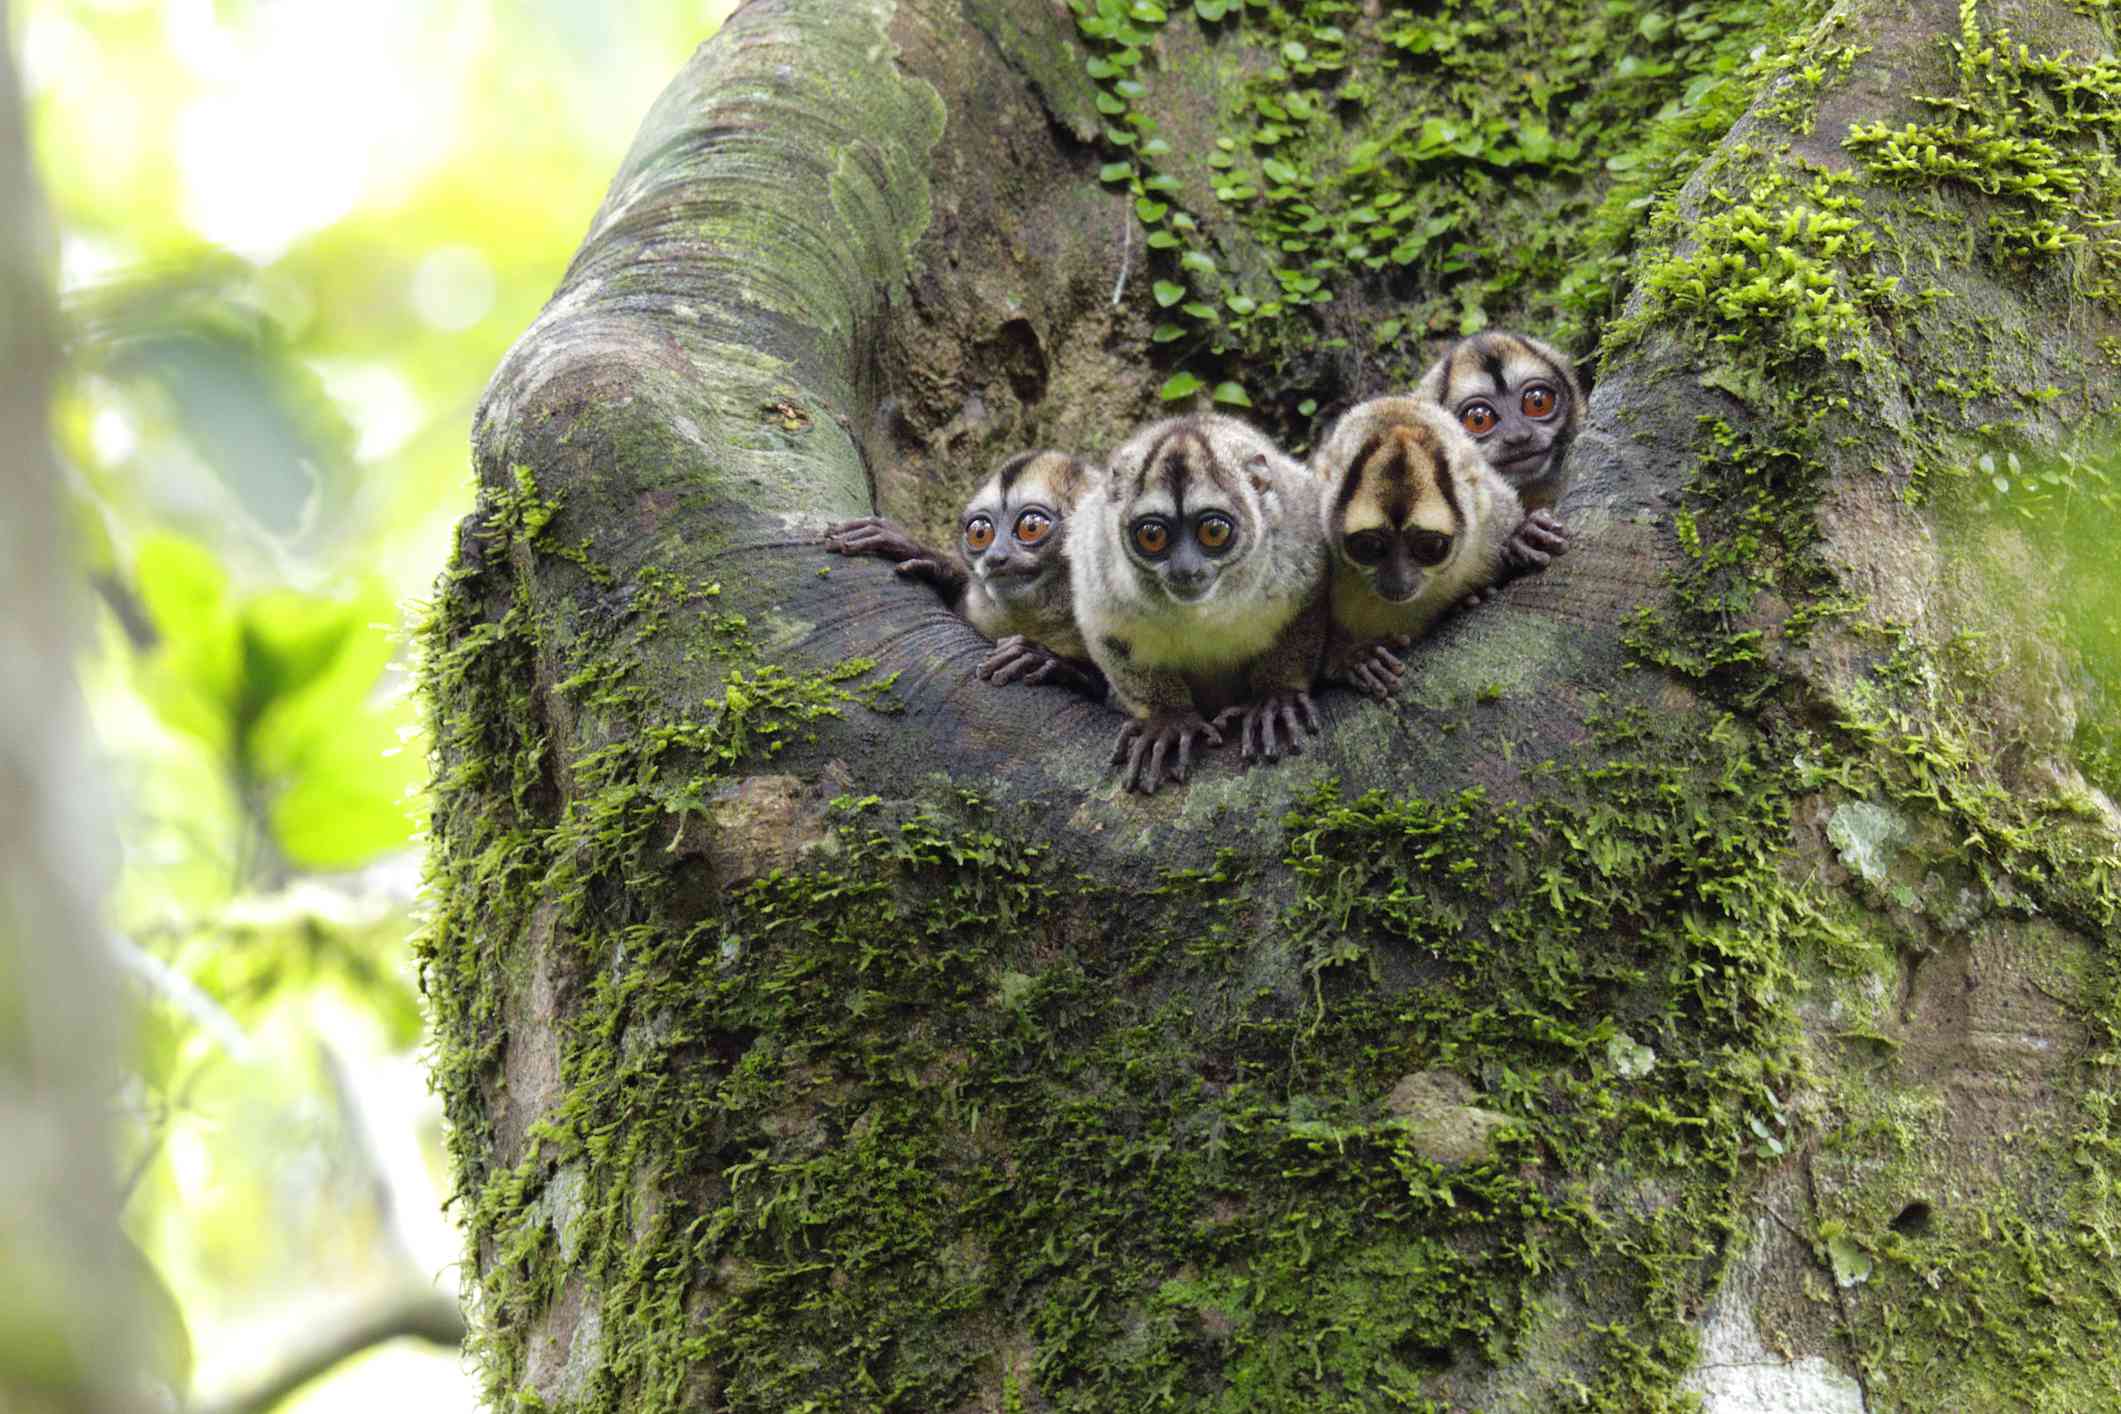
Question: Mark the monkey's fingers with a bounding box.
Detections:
[1113,722,1143,768]
[1294,691,1321,735]
[823,516,886,542]
[1266,699,1311,759]
[1144,733,1175,792]
[828,533,908,558]
[1256,707,1284,761]
[1350,662,1395,700]
[1504,517,1569,573]
[1126,742,1152,794]
[894,556,937,576]
[979,637,1038,684]
[1176,726,1200,780]
[825,523,905,553]
[1502,544,1552,573]
[1523,510,1571,552]
[1158,730,1185,786]
[1125,735,1159,793]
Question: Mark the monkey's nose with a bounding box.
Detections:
[1167,569,1211,600]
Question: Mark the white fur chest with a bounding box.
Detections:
[1107,585,1300,674]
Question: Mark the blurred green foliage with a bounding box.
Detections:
[1950,438,2121,802]
[19,0,735,1407]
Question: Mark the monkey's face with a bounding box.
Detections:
[960,498,1065,601]
[1108,419,1271,606]
[1120,493,1247,604]
[1317,399,1469,604]
[1425,332,1581,493]
[1336,517,1457,604]
[959,451,1093,602]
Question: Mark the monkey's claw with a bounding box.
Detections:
[1502,509,1570,573]
[979,635,1048,685]
[825,516,933,568]
[1214,690,1322,763]
[896,556,953,583]
[1347,643,1407,702]
[979,638,1107,698]
[1113,712,1224,794]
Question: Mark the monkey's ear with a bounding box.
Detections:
[1246,454,1275,499]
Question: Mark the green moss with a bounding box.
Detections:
[1843,12,2121,306]
[430,488,1875,1408]
[1070,0,1825,422]
[423,2,2121,1409]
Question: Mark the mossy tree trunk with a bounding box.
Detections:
[422,0,2121,1409]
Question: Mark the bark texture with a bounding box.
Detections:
[424,0,2121,1409]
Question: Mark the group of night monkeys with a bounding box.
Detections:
[824,331,1584,794]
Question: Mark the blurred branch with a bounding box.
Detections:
[188,1289,467,1414]
[93,570,160,651]
[109,929,255,1061]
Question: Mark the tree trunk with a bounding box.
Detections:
[421,1,2121,1409]
[0,7,143,1410]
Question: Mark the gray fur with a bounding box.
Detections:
[1415,330,1584,510]
[1072,414,1326,720]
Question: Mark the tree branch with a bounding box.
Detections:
[188,1291,466,1414]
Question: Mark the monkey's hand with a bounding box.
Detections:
[1325,636,1413,702]
[979,637,1108,699]
[1335,641,1409,702]
[1501,509,1569,575]
[1113,711,1223,794]
[824,517,968,597]
[1213,690,1322,762]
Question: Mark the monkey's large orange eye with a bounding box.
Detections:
[1408,530,1453,566]
[1132,518,1172,557]
[965,516,995,553]
[1522,384,1558,420]
[1196,514,1234,553]
[1459,402,1500,437]
[1014,509,1053,545]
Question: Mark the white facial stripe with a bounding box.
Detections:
[1502,353,1560,391]
[1446,341,1567,405]
[1341,505,1393,536]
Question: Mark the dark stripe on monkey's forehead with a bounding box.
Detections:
[1454,331,1565,400]
[1372,437,1415,526]
[1132,418,1224,507]
[992,449,1043,496]
[1001,449,1095,508]
[1333,428,1387,517]
[1336,418,1454,527]
[1047,453,1094,507]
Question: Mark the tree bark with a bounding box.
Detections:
[423,1,2121,1409]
